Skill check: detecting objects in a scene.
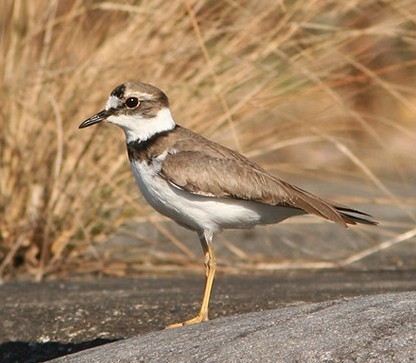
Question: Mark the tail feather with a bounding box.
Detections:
[286,184,377,227]
[335,206,378,226]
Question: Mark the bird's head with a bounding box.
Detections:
[79,82,175,143]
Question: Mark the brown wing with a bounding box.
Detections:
[143,126,376,226]
[159,148,371,227]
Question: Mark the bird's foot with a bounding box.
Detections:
[165,313,208,329]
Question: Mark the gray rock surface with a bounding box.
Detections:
[51,292,416,363]
[1,271,416,362]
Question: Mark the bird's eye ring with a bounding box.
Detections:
[125,97,140,108]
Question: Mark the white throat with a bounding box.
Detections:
[107,107,176,143]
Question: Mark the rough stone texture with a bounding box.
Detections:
[0,270,416,363]
[50,292,416,363]
[2,271,416,362]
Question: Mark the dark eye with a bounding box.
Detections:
[125,97,139,108]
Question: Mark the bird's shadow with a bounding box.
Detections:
[0,338,118,363]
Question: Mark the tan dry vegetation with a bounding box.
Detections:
[1,0,416,280]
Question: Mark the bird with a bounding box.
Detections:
[79,81,377,328]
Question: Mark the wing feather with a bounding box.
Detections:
[149,126,376,226]
[159,150,369,226]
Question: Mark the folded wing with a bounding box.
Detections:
[158,147,376,227]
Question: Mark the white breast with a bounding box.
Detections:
[130,159,303,234]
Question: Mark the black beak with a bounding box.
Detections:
[79,110,111,129]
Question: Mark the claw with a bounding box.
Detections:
[165,313,208,329]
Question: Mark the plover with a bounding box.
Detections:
[79,81,376,328]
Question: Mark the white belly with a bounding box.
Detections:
[130,160,303,234]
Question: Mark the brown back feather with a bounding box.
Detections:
[128,125,375,227]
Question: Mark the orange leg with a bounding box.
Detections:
[166,232,216,328]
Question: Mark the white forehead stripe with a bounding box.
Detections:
[105,95,121,110]
[139,93,154,100]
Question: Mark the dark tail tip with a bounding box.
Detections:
[336,206,378,226]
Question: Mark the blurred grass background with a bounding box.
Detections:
[1,0,415,280]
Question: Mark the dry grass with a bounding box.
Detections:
[1,0,416,280]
